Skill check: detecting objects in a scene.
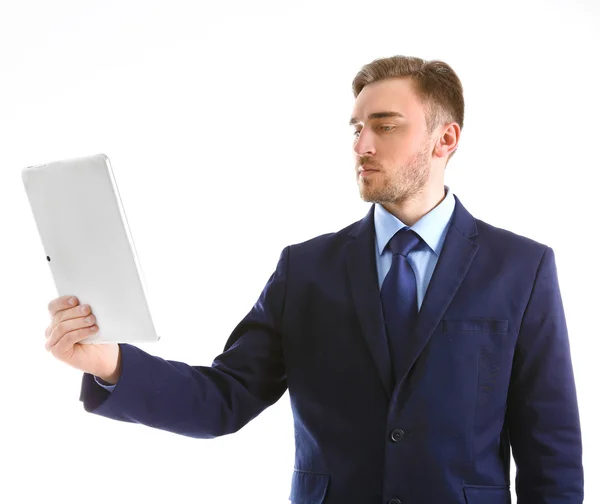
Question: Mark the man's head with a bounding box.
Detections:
[350,56,463,207]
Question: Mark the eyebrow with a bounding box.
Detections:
[349,111,405,126]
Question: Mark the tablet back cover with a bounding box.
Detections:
[22,153,160,344]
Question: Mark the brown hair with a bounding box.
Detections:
[352,55,464,161]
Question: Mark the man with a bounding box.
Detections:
[45,55,584,503]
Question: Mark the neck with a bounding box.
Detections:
[382,184,446,227]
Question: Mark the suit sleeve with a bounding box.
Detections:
[79,247,290,438]
[506,246,584,502]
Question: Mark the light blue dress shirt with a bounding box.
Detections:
[374,184,456,311]
[94,185,456,392]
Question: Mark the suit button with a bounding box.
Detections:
[388,499,402,504]
[390,428,405,442]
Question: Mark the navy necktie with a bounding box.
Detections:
[380,227,423,384]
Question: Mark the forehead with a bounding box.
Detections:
[351,77,424,121]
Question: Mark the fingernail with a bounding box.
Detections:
[69,297,77,306]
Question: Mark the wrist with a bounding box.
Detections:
[97,346,122,385]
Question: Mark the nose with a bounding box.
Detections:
[353,129,375,157]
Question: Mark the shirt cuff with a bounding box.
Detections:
[94,375,116,392]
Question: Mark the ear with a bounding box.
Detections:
[434,123,460,158]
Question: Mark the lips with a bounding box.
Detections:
[359,166,378,173]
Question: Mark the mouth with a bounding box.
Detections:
[358,166,379,175]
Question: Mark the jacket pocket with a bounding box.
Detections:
[289,469,330,504]
[443,318,509,334]
[463,485,511,504]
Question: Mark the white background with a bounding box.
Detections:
[1,0,598,502]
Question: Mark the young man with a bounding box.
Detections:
[46,55,584,503]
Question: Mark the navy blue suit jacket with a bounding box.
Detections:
[80,195,584,503]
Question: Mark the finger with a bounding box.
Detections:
[49,304,90,339]
[48,296,78,317]
[50,326,97,355]
[46,315,96,350]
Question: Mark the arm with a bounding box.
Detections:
[79,247,290,438]
[506,246,584,502]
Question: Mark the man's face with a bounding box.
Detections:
[350,77,436,205]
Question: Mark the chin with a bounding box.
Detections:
[359,189,379,203]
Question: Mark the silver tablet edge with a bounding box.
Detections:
[100,154,161,342]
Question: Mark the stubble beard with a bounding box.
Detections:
[357,144,431,206]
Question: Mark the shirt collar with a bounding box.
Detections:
[374,184,456,257]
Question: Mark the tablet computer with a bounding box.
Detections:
[22,153,160,344]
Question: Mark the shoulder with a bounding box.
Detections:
[472,217,549,263]
[285,217,362,258]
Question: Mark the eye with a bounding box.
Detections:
[352,125,395,138]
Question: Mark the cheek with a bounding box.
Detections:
[387,141,411,164]
[391,134,428,160]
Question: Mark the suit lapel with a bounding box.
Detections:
[346,205,394,399]
[345,195,480,399]
[394,195,479,387]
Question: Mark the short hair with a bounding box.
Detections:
[352,55,464,161]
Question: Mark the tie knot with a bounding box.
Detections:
[387,228,422,257]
